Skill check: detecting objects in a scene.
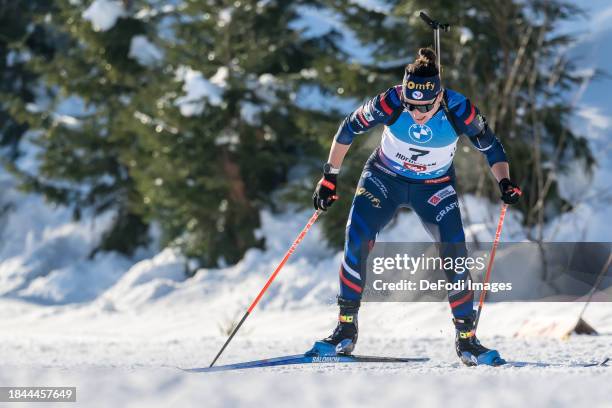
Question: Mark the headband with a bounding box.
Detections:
[401,72,441,101]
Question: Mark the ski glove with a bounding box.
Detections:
[313,173,339,211]
[498,178,522,205]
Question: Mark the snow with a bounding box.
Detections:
[218,8,233,27]
[0,185,135,305]
[128,35,164,66]
[82,0,126,32]
[240,101,263,125]
[100,248,185,310]
[348,0,392,13]
[0,365,609,408]
[53,114,81,128]
[238,74,282,125]
[0,297,610,407]
[174,66,227,116]
[293,84,358,115]
[210,66,229,88]
[459,27,474,44]
[290,5,377,64]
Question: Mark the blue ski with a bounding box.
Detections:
[504,358,610,368]
[183,354,429,373]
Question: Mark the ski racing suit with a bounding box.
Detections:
[334,85,507,319]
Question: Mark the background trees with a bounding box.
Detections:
[1,0,594,267]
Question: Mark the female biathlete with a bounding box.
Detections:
[309,48,522,366]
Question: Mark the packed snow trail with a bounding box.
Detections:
[0,297,611,407]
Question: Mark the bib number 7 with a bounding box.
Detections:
[408,147,430,161]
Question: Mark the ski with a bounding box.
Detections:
[180,355,608,372]
[182,354,429,373]
[503,358,609,368]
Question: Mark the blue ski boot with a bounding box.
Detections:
[306,297,359,357]
[454,315,506,366]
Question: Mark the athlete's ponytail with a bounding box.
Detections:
[407,47,439,77]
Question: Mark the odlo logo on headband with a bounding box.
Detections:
[404,80,436,91]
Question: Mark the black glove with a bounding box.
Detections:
[498,178,522,205]
[313,173,338,211]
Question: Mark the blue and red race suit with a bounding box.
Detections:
[334,86,507,318]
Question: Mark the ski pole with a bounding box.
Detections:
[576,251,612,323]
[474,203,508,332]
[209,210,322,367]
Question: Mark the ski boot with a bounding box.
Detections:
[306,297,359,357]
[454,314,506,366]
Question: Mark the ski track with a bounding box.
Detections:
[0,339,610,408]
[0,300,610,408]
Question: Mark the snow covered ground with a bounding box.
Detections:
[0,1,611,407]
[0,296,610,407]
[0,203,610,407]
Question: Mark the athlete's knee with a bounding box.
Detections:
[345,206,377,257]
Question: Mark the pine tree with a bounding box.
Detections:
[122,0,386,266]
[9,0,151,255]
[0,0,55,160]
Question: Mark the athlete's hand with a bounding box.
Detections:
[313,173,339,211]
[498,178,522,205]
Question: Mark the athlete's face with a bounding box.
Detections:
[404,92,443,125]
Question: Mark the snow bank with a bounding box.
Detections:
[0,169,121,303]
[100,248,186,310]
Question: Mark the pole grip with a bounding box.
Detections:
[419,11,436,28]
[419,11,450,32]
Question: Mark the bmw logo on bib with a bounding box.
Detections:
[408,124,433,144]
